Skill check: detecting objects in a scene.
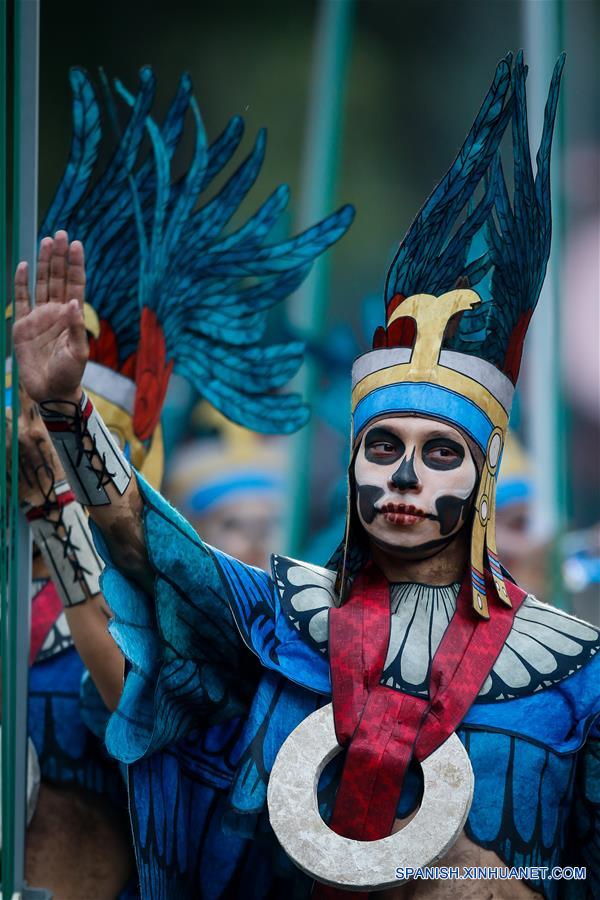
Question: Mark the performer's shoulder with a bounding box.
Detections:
[270,554,338,602]
[515,591,600,641]
[477,591,600,703]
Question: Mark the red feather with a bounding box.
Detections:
[372,326,388,349]
[121,353,137,380]
[372,293,415,349]
[132,308,173,441]
[387,317,416,349]
[503,310,533,384]
[88,321,119,369]
[386,293,406,318]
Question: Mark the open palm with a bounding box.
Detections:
[13,230,89,404]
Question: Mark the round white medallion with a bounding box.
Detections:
[487,432,502,469]
[480,496,489,523]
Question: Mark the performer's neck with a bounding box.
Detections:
[367,529,469,586]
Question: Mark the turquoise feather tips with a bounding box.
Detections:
[40,67,354,436]
[381,51,565,387]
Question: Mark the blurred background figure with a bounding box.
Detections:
[562,524,600,598]
[495,430,550,599]
[561,147,600,625]
[165,406,287,570]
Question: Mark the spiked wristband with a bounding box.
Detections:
[24,480,103,608]
[40,391,132,506]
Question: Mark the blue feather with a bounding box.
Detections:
[385,53,514,303]
[183,130,268,252]
[454,53,565,378]
[200,116,245,191]
[375,52,564,386]
[210,185,290,253]
[163,97,208,255]
[40,68,102,237]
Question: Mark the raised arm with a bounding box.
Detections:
[6,379,124,710]
[13,231,152,595]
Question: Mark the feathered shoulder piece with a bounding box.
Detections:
[41,67,354,440]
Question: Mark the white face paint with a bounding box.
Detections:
[353,415,478,554]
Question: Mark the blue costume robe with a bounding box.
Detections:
[27,582,124,802]
[98,475,600,899]
[27,586,138,899]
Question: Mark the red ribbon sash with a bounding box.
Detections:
[314,564,526,899]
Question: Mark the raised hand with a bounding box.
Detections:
[13,231,89,404]
[13,231,151,595]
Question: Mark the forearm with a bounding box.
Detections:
[39,387,153,594]
[25,483,125,708]
[63,594,124,711]
[88,475,153,596]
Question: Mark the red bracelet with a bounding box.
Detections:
[24,481,77,522]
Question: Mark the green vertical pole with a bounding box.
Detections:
[7,0,23,888]
[3,1,43,897]
[552,0,570,607]
[285,0,355,557]
[521,0,568,609]
[1,0,15,892]
[12,2,40,896]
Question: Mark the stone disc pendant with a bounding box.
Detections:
[267,702,474,892]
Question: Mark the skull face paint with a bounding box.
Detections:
[354,416,478,555]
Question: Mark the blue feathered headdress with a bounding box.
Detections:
[345,51,565,616]
[376,50,565,386]
[41,67,354,440]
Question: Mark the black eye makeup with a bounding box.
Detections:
[422,437,465,470]
[364,428,405,464]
